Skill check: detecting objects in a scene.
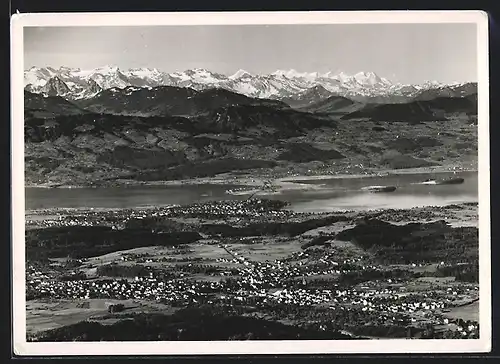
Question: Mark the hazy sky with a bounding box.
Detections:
[24,23,477,84]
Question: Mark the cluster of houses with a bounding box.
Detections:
[26,199,296,231]
[26,241,480,339]
[28,235,478,314]
[216,244,375,285]
[161,200,294,221]
[26,207,159,230]
[209,244,475,322]
[452,320,479,337]
[25,195,480,339]
[27,268,219,303]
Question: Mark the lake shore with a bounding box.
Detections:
[24,164,478,190]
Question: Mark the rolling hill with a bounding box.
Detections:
[413,82,478,101]
[193,104,335,137]
[279,85,335,108]
[24,91,92,119]
[299,95,364,114]
[75,86,289,117]
[342,94,478,122]
[23,80,479,187]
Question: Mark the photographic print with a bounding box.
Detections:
[11,11,491,355]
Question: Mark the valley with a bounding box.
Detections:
[25,200,479,341]
[22,66,480,342]
[23,75,477,188]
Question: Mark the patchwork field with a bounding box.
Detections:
[25,199,479,341]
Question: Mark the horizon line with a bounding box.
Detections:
[24,65,478,86]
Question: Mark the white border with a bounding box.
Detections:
[11,10,491,356]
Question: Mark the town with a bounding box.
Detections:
[26,198,479,341]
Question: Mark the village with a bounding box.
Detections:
[25,198,480,340]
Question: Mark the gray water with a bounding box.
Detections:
[25,171,478,212]
[286,171,478,212]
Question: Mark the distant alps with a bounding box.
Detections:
[24,66,477,103]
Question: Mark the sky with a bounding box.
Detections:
[23,23,478,84]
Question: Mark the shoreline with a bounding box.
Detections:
[25,165,478,190]
[25,201,479,220]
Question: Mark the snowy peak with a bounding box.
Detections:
[24,67,57,88]
[126,67,163,78]
[229,69,253,79]
[122,67,165,87]
[183,68,226,82]
[353,71,382,86]
[89,68,129,89]
[43,76,71,97]
[86,78,103,94]
[272,69,320,81]
[330,71,352,83]
[23,65,475,102]
[270,69,391,89]
[92,65,121,75]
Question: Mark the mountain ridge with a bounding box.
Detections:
[24,83,478,187]
[23,67,479,187]
[73,86,290,117]
[24,66,477,103]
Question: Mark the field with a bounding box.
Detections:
[25,198,480,341]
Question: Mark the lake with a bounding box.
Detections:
[25,171,478,212]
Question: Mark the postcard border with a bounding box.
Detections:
[11,10,492,356]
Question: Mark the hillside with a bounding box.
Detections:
[23,84,478,187]
[24,107,340,185]
[281,83,479,110]
[75,86,289,117]
[280,85,335,108]
[300,95,364,114]
[426,95,478,115]
[24,91,92,119]
[413,82,478,101]
[30,307,352,341]
[346,94,415,104]
[342,95,478,123]
[342,102,439,123]
[193,104,334,137]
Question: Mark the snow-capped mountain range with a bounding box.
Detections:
[24,65,475,101]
